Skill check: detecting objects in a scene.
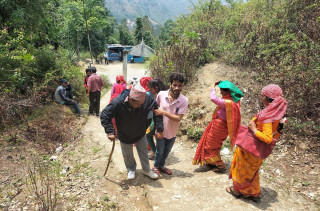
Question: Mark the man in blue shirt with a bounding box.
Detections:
[55,79,81,115]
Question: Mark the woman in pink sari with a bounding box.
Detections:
[110,75,127,103]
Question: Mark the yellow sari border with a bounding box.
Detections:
[225,100,234,150]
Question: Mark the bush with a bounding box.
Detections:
[187,127,204,141]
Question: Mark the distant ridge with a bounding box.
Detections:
[104,0,197,24]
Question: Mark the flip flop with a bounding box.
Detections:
[226,186,242,199]
[159,167,172,175]
[211,165,226,173]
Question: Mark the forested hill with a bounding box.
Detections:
[105,0,197,24]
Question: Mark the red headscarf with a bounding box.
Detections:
[257,84,287,123]
[116,75,126,85]
[140,77,152,91]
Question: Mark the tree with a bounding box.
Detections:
[159,19,176,46]
[144,31,154,49]
[81,0,118,58]
[134,17,143,44]
[142,16,154,34]
[119,19,134,45]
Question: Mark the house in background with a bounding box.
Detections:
[106,44,144,63]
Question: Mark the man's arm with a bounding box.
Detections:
[58,89,72,103]
[152,102,164,132]
[100,102,116,135]
[154,109,184,122]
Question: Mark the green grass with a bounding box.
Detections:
[92,147,103,154]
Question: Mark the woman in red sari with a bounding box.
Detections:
[193,80,243,172]
[227,84,287,202]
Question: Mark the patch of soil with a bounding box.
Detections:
[0,104,85,210]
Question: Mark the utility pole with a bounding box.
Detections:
[122,50,129,81]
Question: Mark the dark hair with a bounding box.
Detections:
[169,72,184,84]
[266,96,274,103]
[148,79,166,93]
[220,88,229,92]
[85,68,92,73]
[91,66,97,73]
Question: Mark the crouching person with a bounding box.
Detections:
[100,84,163,180]
[55,79,81,115]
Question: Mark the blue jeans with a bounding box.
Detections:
[154,137,176,168]
[64,101,80,114]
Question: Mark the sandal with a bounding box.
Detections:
[226,186,242,199]
[159,167,172,175]
[211,165,226,173]
[152,167,160,175]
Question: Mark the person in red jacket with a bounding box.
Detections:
[84,68,92,94]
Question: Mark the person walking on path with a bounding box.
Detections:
[100,84,163,180]
[55,79,81,115]
[192,80,243,172]
[87,67,104,116]
[153,72,188,175]
[227,84,287,202]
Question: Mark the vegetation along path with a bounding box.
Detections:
[57,62,318,210]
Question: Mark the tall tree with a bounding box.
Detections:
[142,16,154,34]
[119,18,134,45]
[143,31,154,49]
[134,17,143,44]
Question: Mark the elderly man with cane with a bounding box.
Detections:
[100,84,163,180]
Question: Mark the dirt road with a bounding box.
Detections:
[93,61,149,84]
[61,62,318,210]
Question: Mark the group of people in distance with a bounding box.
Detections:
[100,71,287,202]
[54,65,104,117]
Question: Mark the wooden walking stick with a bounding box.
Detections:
[103,139,115,176]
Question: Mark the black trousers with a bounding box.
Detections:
[89,91,101,115]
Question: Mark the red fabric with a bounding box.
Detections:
[193,94,241,166]
[219,94,241,149]
[192,118,228,166]
[116,75,126,85]
[257,84,287,123]
[140,77,152,91]
[109,83,125,103]
[129,84,146,101]
[84,76,89,88]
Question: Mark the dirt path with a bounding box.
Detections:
[61,62,318,210]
